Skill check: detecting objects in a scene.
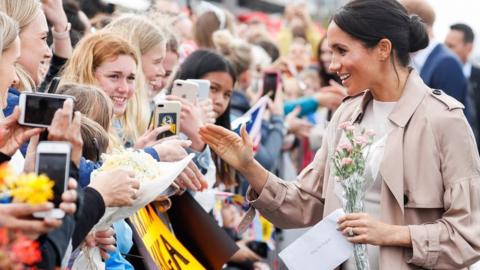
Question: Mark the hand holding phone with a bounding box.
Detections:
[187,79,211,101]
[0,107,43,156]
[33,141,71,219]
[171,79,198,104]
[263,71,280,100]
[18,92,75,128]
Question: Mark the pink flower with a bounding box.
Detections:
[346,125,355,132]
[341,157,353,166]
[338,121,353,130]
[338,141,353,152]
[366,129,376,137]
[354,135,369,146]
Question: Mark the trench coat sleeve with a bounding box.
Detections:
[407,109,480,269]
[243,102,344,229]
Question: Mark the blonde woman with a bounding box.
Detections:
[61,31,205,188]
[0,10,43,166]
[61,32,147,147]
[105,14,166,99]
[0,0,72,93]
[104,14,170,149]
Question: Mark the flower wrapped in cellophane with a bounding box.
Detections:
[72,149,193,270]
[332,121,375,270]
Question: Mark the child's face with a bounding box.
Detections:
[283,79,301,101]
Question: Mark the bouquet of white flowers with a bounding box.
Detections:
[72,149,193,270]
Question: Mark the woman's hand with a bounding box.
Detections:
[337,213,412,247]
[199,124,269,194]
[199,124,254,173]
[0,107,43,156]
[48,99,83,167]
[152,139,207,191]
[198,99,216,124]
[316,79,347,110]
[94,228,116,260]
[166,95,205,151]
[267,82,284,117]
[84,228,116,260]
[134,125,172,149]
[60,178,78,215]
[41,0,72,57]
[285,106,312,139]
[41,0,68,29]
[0,203,62,238]
[88,169,140,207]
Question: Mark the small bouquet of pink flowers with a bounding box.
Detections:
[332,121,375,270]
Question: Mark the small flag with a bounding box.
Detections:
[231,96,269,153]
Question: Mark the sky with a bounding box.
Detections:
[430,0,480,62]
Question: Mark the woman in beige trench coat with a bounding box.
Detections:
[199,0,480,269]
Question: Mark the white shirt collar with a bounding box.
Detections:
[463,61,472,78]
[411,40,440,71]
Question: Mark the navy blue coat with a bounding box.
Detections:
[420,44,472,123]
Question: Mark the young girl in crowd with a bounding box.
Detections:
[170,49,236,189]
[0,0,71,93]
[104,14,164,129]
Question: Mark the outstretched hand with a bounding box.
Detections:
[199,124,254,173]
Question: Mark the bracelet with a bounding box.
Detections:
[51,22,71,40]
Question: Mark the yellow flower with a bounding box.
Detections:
[8,174,54,205]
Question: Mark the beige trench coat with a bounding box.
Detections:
[246,71,480,269]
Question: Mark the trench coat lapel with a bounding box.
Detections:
[379,71,428,215]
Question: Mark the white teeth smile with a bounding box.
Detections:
[339,74,351,81]
[112,96,127,103]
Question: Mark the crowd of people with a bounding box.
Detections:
[0,0,479,269]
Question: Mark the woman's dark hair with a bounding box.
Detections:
[78,0,115,18]
[316,36,341,87]
[172,49,237,85]
[170,49,237,187]
[333,0,428,67]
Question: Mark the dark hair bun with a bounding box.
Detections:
[408,15,429,52]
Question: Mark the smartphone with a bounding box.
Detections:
[155,101,181,139]
[171,79,198,104]
[18,92,75,128]
[33,141,71,219]
[187,79,211,101]
[263,71,280,100]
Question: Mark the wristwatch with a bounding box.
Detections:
[51,22,71,40]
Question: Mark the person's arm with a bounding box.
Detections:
[284,96,318,117]
[43,0,72,58]
[72,187,106,249]
[37,216,76,269]
[405,109,480,268]
[199,113,334,228]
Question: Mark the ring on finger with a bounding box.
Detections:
[348,227,354,237]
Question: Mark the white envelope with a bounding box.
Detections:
[279,208,354,270]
